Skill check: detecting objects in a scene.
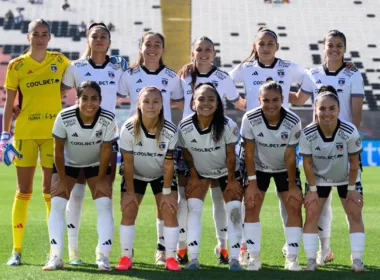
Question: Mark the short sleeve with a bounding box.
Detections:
[224,120,239,146]
[61,64,76,88]
[299,131,312,157]
[177,128,186,148]
[224,76,240,102]
[117,70,130,98]
[168,130,178,150]
[119,124,134,153]
[52,113,67,140]
[170,76,184,101]
[229,65,244,84]
[103,117,119,143]
[291,63,306,85]
[347,127,363,155]
[288,120,302,147]
[4,61,19,90]
[240,113,255,141]
[300,71,314,95]
[350,71,365,97]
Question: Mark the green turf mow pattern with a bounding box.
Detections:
[0,166,379,280]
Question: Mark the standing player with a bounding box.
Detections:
[178,83,244,271]
[240,80,303,271]
[117,31,183,264]
[1,19,70,266]
[291,30,364,266]
[43,81,118,271]
[299,92,365,272]
[115,86,180,271]
[176,36,245,265]
[60,22,125,265]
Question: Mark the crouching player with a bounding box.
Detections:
[43,81,118,271]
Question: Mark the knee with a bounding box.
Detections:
[305,207,321,223]
[346,210,362,225]
[121,205,138,225]
[161,205,178,226]
[286,203,302,218]
[70,184,86,200]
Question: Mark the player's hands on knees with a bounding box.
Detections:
[244,180,262,208]
[304,190,320,208]
[52,176,68,197]
[159,192,178,213]
[95,177,112,197]
[346,189,363,208]
[177,63,194,79]
[185,176,203,198]
[286,182,303,204]
[225,178,244,200]
[120,191,139,210]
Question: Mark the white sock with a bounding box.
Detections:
[66,183,86,250]
[226,201,243,260]
[240,203,246,248]
[94,197,114,258]
[177,186,188,249]
[187,198,203,260]
[350,233,365,260]
[303,233,318,259]
[49,197,68,258]
[164,226,179,259]
[318,193,332,252]
[156,219,165,249]
[211,187,227,249]
[120,225,135,258]
[285,227,302,256]
[244,222,261,257]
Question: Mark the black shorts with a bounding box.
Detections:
[112,140,119,153]
[120,175,178,195]
[305,182,363,199]
[255,168,302,193]
[198,170,244,192]
[53,164,111,179]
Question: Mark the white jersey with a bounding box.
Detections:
[229,58,307,110]
[119,119,178,181]
[302,64,365,123]
[181,67,240,118]
[61,57,124,113]
[299,119,362,186]
[241,107,302,172]
[178,114,239,178]
[52,105,119,168]
[118,65,184,121]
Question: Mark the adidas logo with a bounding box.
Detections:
[191,139,197,143]
[246,239,255,245]
[316,79,322,84]
[179,228,186,233]
[188,240,198,246]
[72,133,79,137]
[232,243,240,249]
[102,239,112,245]
[14,223,23,229]
[220,227,227,232]
[85,72,91,76]
[136,79,142,83]
[136,141,143,146]
[252,71,258,75]
[258,132,264,137]
[50,239,57,245]
[315,146,321,151]
[27,70,33,74]
[159,236,165,240]
[67,224,76,229]
[288,243,299,248]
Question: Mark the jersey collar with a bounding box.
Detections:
[196,66,217,77]
[317,119,340,142]
[87,56,110,69]
[192,113,212,135]
[140,64,165,75]
[261,107,286,130]
[322,62,346,76]
[141,122,156,139]
[76,107,101,129]
[257,58,278,69]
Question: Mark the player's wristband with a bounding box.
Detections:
[347,185,356,191]
[309,185,317,192]
[162,188,171,195]
[248,175,257,181]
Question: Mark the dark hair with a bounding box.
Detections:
[130,31,165,69]
[191,83,225,142]
[76,80,102,102]
[318,85,337,95]
[24,19,51,54]
[240,27,278,66]
[189,36,215,90]
[82,22,111,58]
[259,79,283,96]
[322,30,346,63]
[315,91,340,108]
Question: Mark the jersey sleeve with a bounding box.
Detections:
[103,117,119,143]
[347,127,363,155]
[291,63,306,85]
[168,130,178,150]
[4,60,20,90]
[224,76,240,102]
[288,120,302,147]
[224,120,239,146]
[240,113,255,141]
[170,76,184,101]
[350,71,365,97]
[117,70,130,98]
[61,64,76,88]
[300,71,314,95]
[299,130,312,157]
[229,65,244,84]
[177,127,186,148]
[119,125,134,153]
[52,113,67,140]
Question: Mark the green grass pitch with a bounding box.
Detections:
[0,165,379,280]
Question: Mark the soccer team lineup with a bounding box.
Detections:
[1,14,375,276]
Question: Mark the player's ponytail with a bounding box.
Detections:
[130,31,165,69]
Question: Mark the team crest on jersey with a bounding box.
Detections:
[336,142,343,151]
[51,64,58,72]
[338,78,345,86]
[108,71,115,78]
[355,137,362,147]
[281,132,289,140]
[277,69,285,78]
[96,130,103,138]
[162,78,168,87]
[158,142,166,151]
[211,80,219,88]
